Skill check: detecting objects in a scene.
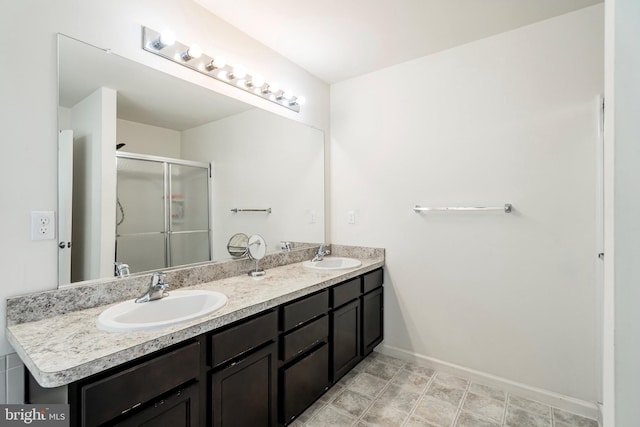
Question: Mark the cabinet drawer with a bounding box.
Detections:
[81,341,200,427]
[113,381,199,427]
[363,268,383,294]
[331,277,361,308]
[280,343,329,424]
[211,310,277,368]
[281,315,328,362]
[280,290,328,331]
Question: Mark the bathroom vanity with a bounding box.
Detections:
[6,246,384,427]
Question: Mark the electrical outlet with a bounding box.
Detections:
[31,211,55,241]
[348,210,356,224]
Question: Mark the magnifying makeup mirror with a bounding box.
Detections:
[227,233,249,258]
[247,234,267,277]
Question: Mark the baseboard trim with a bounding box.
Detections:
[377,344,600,422]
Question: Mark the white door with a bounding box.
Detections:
[58,130,74,285]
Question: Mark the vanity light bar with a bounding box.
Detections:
[142,27,304,113]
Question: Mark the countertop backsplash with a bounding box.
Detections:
[6,244,383,326]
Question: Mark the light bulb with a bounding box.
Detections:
[182,44,202,61]
[188,45,202,59]
[249,73,265,88]
[159,30,176,47]
[206,56,226,71]
[229,64,247,80]
[267,82,280,94]
[152,29,176,50]
[295,96,306,106]
[282,90,294,100]
[213,56,226,69]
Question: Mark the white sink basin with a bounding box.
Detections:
[303,257,362,271]
[97,290,227,332]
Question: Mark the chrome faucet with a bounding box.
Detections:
[114,262,130,278]
[311,244,330,262]
[135,272,169,303]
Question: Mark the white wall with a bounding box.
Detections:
[181,108,325,259]
[117,119,182,158]
[330,5,603,403]
[607,0,640,425]
[69,88,117,282]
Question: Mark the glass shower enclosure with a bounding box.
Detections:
[115,152,211,274]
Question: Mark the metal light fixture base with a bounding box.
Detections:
[142,27,301,113]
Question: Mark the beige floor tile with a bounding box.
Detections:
[360,401,409,426]
[505,405,552,427]
[297,400,327,424]
[377,383,421,413]
[363,359,403,380]
[462,392,505,422]
[403,415,441,426]
[347,372,389,398]
[508,394,551,417]
[391,368,431,393]
[468,382,506,401]
[425,381,465,407]
[297,352,596,427]
[403,362,435,378]
[331,389,373,418]
[337,369,360,387]
[369,352,406,367]
[319,383,345,403]
[552,408,598,427]
[455,411,501,427]
[413,396,458,427]
[305,405,357,427]
[433,372,470,390]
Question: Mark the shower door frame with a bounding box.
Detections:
[116,152,212,271]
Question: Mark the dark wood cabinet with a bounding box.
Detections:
[279,343,329,424]
[278,291,330,425]
[210,310,278,368]
[362,286,384,356]
[331,298,362,381]
[72,341,201,427]
[331,267,384,380]
[210,343,277,427]
[34,268,383,427]
[209,310,278,427]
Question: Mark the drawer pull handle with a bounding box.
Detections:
[121,402,141,414]
[297,340,322,356]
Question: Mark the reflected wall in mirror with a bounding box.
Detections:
[57,34,325,287]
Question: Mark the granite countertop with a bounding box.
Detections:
[7,254,383,388]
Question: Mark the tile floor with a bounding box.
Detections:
[290,352,599,427]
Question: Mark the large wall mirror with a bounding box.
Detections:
[57,34,325,287]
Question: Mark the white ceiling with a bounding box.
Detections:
[195,0,602,84]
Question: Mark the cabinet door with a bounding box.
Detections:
[210,343,277,427]
[362,287,384,356]
[331,299,362,381]
[114,382,199,427]
[280,343,329,424]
